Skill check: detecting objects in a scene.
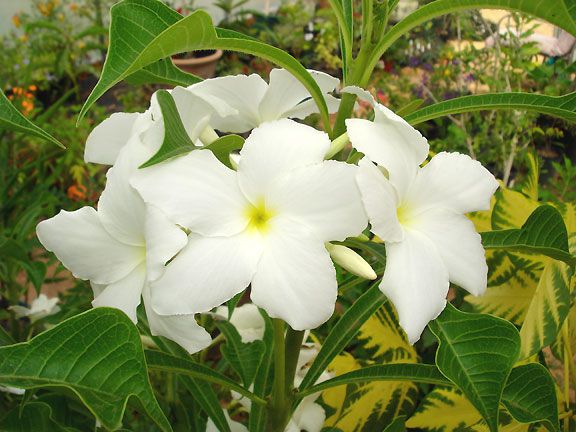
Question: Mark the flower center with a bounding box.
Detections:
[396,202,415,228]
[245,200,274,233]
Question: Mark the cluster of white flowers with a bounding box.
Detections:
[37,68,497,353]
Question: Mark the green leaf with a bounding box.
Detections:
[79,0,330,131]
[217,321,265,387]
[299,282,386,390]
[429,304,521,432]
[249,312,274,432]
[125,59,201,87]
[0,90,64,148]
[139,89,198,168]
[339,238,387,266]
[481,205,575,267]
[382,416,407,432]
[501,363,559,432]
[368,0,576,76]
[0,308,171,432]
[0,402,78,432]
[204,134,244,169]
[297,364,450,399]
[521,152,540,201]
[395,98,424,117]
[145,349,266,405]
[405,92,576,126]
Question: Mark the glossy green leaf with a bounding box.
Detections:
[125,58,201,86]
[299,282,386,390]
[382,416,407,432]
[145,349,265,405]
[0,308,171,432]
[429,304,521,432]
[297,363,449,399]
[140,89,197,168]
[481,205,575,267]
[501,363,559,432]
[204,134,244,169]
[0,90,64,148]
[367,0,576,76]
[79,0,330,131]
[406,92,576,125]
[217,321,265,387]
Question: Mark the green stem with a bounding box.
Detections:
[268,319,291,431]
[284,328,305,388]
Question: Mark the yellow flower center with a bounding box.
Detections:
[396,202,414,228]
[245,200,275,233]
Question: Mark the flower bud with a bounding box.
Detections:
[325,243,377,280]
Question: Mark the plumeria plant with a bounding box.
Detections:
[1,0,576,431]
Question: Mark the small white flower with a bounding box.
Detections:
[346,86,499,343]
[133,118,367,330]
[10,294,59,323]
[188,69,341,133]
[206,410,247,432]
[215,303,265,343]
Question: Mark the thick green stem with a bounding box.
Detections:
[268,319,291,431]
[284,329,305,388]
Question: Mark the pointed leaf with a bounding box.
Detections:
[429,304,521,432]
[406,92,576,126]
[125,58,201,86]
[0,308,172,432]
[204,134,244,170]
[79,0,330,130]
[0,89,64,148]
[481,205,575,267]
[502,363,559,432]
[299,282,386,390]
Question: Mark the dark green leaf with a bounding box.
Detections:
[226,292,244,319]
[0,308,172,432]
[406,92,576,125]
[502,363,559,432]
[204,134,244,169]
[0,90,64,148]
[125,59,201,87]
[299,282,386,390]
[429,304,521,432]
[249,311,274,432]
[145,349,266,405]
[481,205,575,267]
[0,402,79,432]
[382,415,407,432]
[139,89,198,168]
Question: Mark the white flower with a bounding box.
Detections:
[36,103,215,353]
[132,118,367,330]
[206,410,247,432]
[215,303,265,343]
[188,69,341,133]
[346,87,499,343]
[10,294,60,323]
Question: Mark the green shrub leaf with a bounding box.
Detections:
[0,90,64,148]
[429,304,521,432]
[0,308,172,432]
[481,205,575,267]
[204,134,244,169]
[0,402,79,432]
[406,92,576,125]
[299,282,386,390]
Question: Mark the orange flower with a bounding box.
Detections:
[12,15,21,28]
[67,184,87,201]
[28,85,37,91]
[69,2,78,12]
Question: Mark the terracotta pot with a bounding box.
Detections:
[172,50,223,78]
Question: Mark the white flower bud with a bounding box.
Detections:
[325,243,377,280]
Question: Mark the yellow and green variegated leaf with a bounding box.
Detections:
[322,303,418,431]
[466,187,574,358]
[521,153,539,201]
[406,387,485,431]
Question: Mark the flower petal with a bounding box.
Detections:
[132,149,250,237]
[150,232,263,315]
[356,157,403,242]
[97,143,147,247]
[407,152,499,215]
[289,399,326,432]
[415,209,488,296]
[92,264,146,322]
[267,160,367,241]
[346,118,426,198]
[36,207,143,285]
[282,94,341,120]
[259,69,340,121]
[380,230,449,344]
[250,219,337,330]
[145,205,188,282]
[216,303,265,343]
[84,112,140,165]
[238,119,330,203]
[189,74,268,133]
[143,284,211,354]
